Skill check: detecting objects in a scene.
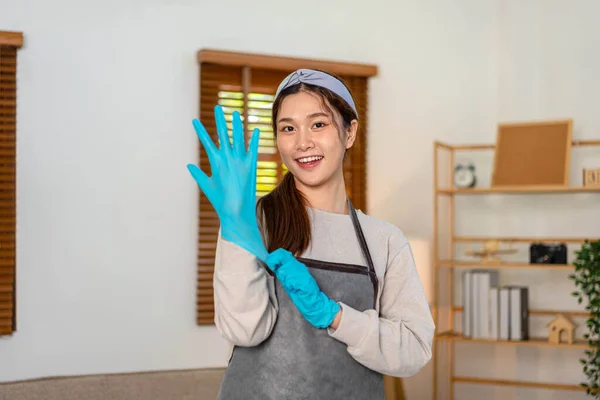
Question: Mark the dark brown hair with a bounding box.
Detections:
[256,73,358,255]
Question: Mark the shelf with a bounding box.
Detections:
[452,376,586,392]
[451,307,589,318]
[436,331,590,349]
[437,260,575,270]
[435,139,600,151]
[452,236,598,243]
[437,185,600,195]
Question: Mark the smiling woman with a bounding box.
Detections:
[187,66,435,399]
[194,51,374,328]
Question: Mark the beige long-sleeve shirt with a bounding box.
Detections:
[213,206,435,378]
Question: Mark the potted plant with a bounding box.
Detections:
[569,239,600,397]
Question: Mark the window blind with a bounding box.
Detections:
[0,31,22,336]
[196,50,377,325]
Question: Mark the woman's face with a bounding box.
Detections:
[275,91,357,190]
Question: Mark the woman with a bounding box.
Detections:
[187,69,435,399]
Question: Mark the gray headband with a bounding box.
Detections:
[274,69,358,117]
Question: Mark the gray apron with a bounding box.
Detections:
[217,199,384,400]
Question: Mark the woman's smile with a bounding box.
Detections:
[296,155,324,169]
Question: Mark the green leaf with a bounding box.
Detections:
[572,241,600,392]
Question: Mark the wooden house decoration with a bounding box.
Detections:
[547,313,577,345]
[583,168,600,187]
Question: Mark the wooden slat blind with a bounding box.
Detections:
[0,31,22,336]
[196,51,377,325]
[339,75,368,209]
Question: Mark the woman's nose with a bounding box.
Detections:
[295,129,314,151]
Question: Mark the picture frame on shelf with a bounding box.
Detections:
[491,119,573,188]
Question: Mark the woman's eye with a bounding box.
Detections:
[313,122,327,129]
[279,126,294,133]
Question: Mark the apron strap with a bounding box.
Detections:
[347,198,376,277]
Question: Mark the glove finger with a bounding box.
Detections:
[192,119,219,165]
[266,248,292,272]
[265,252,283,273]
[287,271,318,293]
[284,274,305,292]
[248,127,260,191]
[187,164,214,199]
[248,127,260,157]
[231,111,245,156]
[214,105,232,156]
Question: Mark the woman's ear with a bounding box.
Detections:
[345,120,358,150]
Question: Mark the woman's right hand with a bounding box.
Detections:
[187,105,268,263]
[266,249,341,329]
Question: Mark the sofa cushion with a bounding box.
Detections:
[0,368,226,400]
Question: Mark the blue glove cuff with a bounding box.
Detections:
[322,299,341,328]
[312,295,341,329]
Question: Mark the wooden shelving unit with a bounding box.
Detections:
[432,139,600,399]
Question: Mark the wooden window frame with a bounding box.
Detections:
[196,49,377,325]
[0,30,23,336]
[197,49,378,78]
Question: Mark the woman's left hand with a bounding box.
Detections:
[266,249,340,329]
[187,105,268,262]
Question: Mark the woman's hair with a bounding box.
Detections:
[256,73,358,255]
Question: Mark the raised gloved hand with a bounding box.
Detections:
[187,105,268,263]
[266,248,340,329]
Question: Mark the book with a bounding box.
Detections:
[462,271,473,337]
[463,269,499,339]
[489,287,499,340]
[474,270,499,339]
[509,286,529,341]
[499,286,510,340]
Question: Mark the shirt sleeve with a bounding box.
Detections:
[326,235,435,378]
[213,230,279,347]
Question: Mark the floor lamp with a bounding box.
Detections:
[384,237,433,400]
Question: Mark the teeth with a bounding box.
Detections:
[298,156,323,163]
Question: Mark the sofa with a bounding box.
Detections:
[0,369,405,399]
[0,368,226,400]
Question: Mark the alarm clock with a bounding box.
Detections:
[454,163,477,188]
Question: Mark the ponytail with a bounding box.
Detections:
[256,172,311,256]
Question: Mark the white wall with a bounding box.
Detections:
[1,0,598,399]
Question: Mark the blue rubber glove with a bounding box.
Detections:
[266,248,341,329]
[187,105,268,263]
